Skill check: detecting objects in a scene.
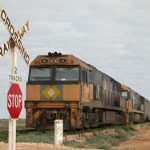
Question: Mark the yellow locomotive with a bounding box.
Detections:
[25,52,150,129]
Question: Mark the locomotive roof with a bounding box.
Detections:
[121,84,149,101]
[87,63,121,86]
[30,54,92,70]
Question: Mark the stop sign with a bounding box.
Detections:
[7,83,23,119]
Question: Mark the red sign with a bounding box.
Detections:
[7,83,23,119]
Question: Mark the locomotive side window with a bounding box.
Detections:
[55,67,79,81]
[29,67,52,81]
[113,85,115,92]
[96,85,100,100]
[122,91,128,98]
[87,71,89,83]
[81,69,88,83]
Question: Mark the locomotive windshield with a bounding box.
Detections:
[30,67,52,81]
[29,67,79,82]
[55,67,79,81]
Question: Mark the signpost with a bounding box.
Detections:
[0,7,30,150]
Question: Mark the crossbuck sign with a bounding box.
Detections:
[0,7,30,150]
[0,7,30,65]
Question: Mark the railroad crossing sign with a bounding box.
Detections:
[0,7,30,150]
[0,7,30,65]
[7,83,22,119]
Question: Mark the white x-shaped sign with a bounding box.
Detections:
[0,8,30,65]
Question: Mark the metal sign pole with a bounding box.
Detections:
[9,39,17,150]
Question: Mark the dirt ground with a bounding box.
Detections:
[0,125,150,150]
[114,125,150,150]
[0,142,96,150]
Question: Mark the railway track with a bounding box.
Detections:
[15,122,145,141]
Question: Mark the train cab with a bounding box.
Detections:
[121,84,144,123]
[25,52,92,129]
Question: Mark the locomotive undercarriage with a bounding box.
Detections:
[128,113,144,123]
[31,108,71,130]
[25,101,79,130]
[25,101,126,130]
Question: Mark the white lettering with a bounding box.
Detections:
[18,95,22,107]
[15,95,18,107]
[7,94,11,108]
[11,94,15,108]
[7,94,22,108]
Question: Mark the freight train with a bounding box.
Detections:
[25,52,150,130]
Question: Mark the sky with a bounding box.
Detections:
[0,0,150,118]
